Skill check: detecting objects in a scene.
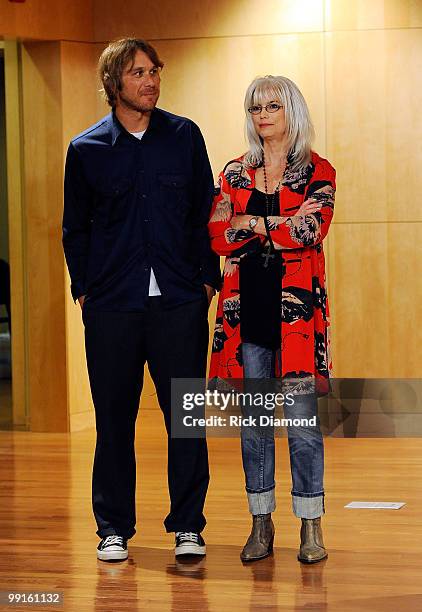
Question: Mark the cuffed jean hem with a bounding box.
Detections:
[292,493,325,519]
[247,487,276,515]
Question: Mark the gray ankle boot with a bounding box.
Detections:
[240,514,275,562]
[297,517,328,563]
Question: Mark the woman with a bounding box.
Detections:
[208,75,336,564]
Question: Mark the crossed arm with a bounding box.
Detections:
[229,197,323,250]
[208,163,335,256]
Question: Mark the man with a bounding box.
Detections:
[62,38,221,562]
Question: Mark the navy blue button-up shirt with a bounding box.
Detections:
[62,108,221,311]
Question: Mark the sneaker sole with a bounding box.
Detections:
[97,549,128,562]
[175,544,206,556]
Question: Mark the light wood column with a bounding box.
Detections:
[21,41,68,432]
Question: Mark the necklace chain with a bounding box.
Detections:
[262,155,285,217]
[260,155,286,268]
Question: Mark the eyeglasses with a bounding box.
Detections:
[247,102,283,115]
[132,66,162,80]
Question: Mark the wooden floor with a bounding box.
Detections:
[1,410,422,611]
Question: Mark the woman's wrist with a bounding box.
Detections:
[245,214,265,233]
[254,217,266,236]
[230,214,266,235]
[248,216,259,231]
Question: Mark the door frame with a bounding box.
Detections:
[1,40,28,428]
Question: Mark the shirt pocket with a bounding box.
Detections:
[158,172,190,216]
[95,176,134,228]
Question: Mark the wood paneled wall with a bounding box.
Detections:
[93,0,325,41]
[325,24,422,377]
[2,0,421,430]
[93,0,422,380]
[0,0,93,41]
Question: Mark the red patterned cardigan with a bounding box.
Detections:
[207,151,336,396]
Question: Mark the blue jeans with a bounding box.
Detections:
[241,342,325,519]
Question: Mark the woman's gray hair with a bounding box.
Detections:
[244,75,315,171]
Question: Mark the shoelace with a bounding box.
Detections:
[176,532,199,543]
[103,535,124,547]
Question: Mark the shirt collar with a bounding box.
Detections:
[109,107,163,146]
[109,111,124,146]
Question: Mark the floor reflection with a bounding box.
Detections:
[167,555,209,612]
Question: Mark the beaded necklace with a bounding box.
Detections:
[261,155,285,268]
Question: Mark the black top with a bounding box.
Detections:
[62,108,221,311]
[239,188,282,350]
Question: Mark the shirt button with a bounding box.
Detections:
[141,194,147,199]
